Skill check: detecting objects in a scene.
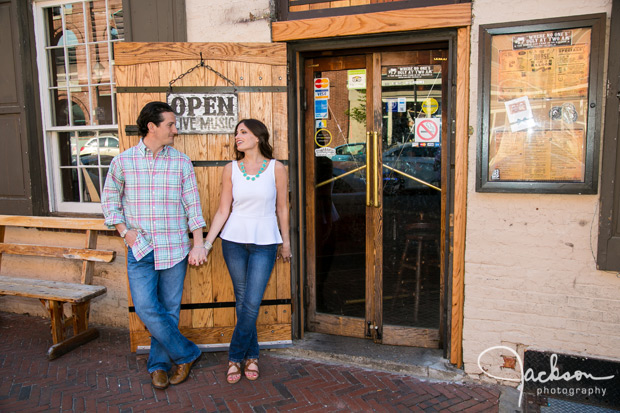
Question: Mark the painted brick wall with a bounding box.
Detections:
[465,0,619,384]
[186,0,273,42]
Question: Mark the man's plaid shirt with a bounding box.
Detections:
[102,140,206,270]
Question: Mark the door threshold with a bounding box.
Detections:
[269,332,464,382]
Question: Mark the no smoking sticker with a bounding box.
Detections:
[414,118,441,143]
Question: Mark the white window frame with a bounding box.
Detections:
[33,0,121,214]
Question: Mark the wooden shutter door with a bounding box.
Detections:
[0,0,34,215]
[113,42,290,351]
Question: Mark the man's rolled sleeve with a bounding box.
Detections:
[181,159,206,232]
[102,158,126,228]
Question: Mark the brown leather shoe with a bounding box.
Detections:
[150,370,169,389]
[169,356,199,385]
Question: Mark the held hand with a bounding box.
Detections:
[188,245,208,266]
[277,244,292,263]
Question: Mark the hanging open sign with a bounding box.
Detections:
[168,93,238,134]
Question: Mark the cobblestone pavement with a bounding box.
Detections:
[0,312,500,412]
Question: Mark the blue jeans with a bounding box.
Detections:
[127,250,201,373]
[221,239,278,363]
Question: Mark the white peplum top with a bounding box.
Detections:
[220,159,283,245]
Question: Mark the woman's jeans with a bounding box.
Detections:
[221,239,278,363]
[127,250,201,373]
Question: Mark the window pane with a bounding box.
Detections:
[46,6,63,47]
[91,85,113,125]
[100,167,110,195]
[71,45,87,86]
[109,2,124,40]
[61,168,80,202]
[91,0,123,42]
[63,3,86,44]
[90,44,110,84]
[77,132,119,166]
[77,133,98,166]
[51,89,70,126]
[100,136,118,165]
[59,132,77,167]
[82,168,101,202]
[70,89,90,125]
[47,48,67,88]
[56,29,79,48]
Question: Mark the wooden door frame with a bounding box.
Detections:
[287,28,469,365]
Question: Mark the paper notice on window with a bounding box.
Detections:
[489,129,585,181]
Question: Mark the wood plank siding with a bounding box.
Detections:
[113,42,291,351]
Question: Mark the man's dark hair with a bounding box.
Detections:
[136,101,174,137]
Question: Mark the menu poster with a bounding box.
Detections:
[497,44,590,101]
[480,20,600,192]
[489,129,585,181]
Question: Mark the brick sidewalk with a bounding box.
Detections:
[0,312,500,412]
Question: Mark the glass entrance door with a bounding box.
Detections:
[304,47,448,347]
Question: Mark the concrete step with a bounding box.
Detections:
[270,331,467,382]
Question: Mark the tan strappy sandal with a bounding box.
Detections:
[244,358,259,381]
[227,361,242,384]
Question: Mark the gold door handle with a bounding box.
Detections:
[366,131,371,206]
[373,131,380,208]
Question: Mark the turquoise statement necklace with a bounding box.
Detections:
[240,159,268,181]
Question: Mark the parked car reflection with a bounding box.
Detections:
[74,136,119,202]
[382,143,441,192]
[329,142,441,193]
[332,143,366,162]
[79,136,119,161]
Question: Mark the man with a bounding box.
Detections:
[102,101,209,389]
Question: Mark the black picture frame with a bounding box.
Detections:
[476,14,606,194]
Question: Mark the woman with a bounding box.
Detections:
[203,119,291,384]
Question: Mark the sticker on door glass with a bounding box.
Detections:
[314,78,330,99]
[315,147,336,158]
[414,118,441,143]
[421,98,439,115]
[314,128,333,147]
[315,99,328,119]
[386,100,398,112]
[347,69,366,89]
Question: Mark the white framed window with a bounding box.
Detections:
[34,0,123,213]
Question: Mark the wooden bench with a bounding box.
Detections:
[0,215,116,359]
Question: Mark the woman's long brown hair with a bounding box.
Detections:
[233,119,273,161]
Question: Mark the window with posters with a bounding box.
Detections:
[476,15,606,193]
